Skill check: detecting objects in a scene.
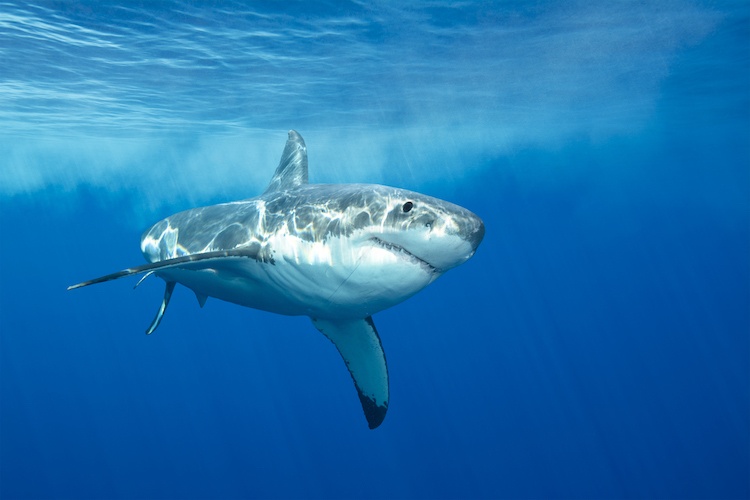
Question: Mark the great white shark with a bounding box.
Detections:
[69,130,485,429]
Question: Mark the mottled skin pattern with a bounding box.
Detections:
[141,184,483,270]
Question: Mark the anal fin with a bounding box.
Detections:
[312,316,389,429]
[146,281,176,335]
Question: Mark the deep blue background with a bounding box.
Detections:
[1,2,748,499]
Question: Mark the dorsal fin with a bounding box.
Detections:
[263,130,308,194]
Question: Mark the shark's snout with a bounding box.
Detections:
[452,206,484,255]
[465,215,485,251]
[397,208,484,272]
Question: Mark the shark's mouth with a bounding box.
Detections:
[370,237,438,273]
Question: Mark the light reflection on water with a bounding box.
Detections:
[0,2,722,133]
[0,1,731,204]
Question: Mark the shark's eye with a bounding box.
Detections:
[402,201,414,213]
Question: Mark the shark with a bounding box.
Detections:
[68,130,485,429]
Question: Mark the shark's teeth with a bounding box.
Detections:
[370,237,438,273]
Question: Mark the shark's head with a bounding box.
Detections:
[258,131,484,279]
[288,184,484,283]
[262,183,484,317]
[356,186,485,274]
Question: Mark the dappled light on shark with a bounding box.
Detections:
[68,130,484,429]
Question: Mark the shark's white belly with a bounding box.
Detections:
[157,235,438,319]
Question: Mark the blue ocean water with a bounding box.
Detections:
[1,1,748,498]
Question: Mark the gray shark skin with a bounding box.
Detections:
[69,130,485,429]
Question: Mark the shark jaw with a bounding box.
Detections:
[369,236,440,273]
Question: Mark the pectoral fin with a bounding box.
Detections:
[312,317,389,429]
[145,281,176,335]
[67,249,263,291]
